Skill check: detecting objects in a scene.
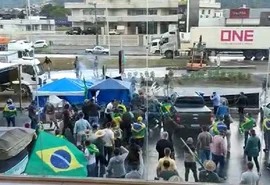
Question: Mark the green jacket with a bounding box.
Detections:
[239,117,255,134]
[245,136,261,157]
[87,143,99,155]
[3,104,17,118]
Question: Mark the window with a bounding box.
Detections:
[0,25,3,29]
[35,41,44,44]
[202,9,205,14]
[149,9,157,15]
[128,9,157,16]
[152,42,157,46]
[208,10,211,14]
[22,65,35,76]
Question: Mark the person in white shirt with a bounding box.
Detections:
[84,140,99,177]
[74,112,91,146]
[103,122,115,162]
[105,100,115,122]
[240,162,260,185]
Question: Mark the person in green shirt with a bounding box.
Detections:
[239,113,256,148]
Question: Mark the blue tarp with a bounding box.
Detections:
[36,78,93,106]
[89,78,132,105]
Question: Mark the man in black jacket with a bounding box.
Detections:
[236,92,248,122]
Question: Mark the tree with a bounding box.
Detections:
[40,4,71,19]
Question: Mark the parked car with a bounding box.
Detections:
[85,46,109,55]
[170,93,213,130]
[82,27,97,35]
[109,29,121,35]
[66,27,82,35]
[34,40,48,48]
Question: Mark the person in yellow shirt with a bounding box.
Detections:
[156,147,177,177]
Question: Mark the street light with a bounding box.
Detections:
[89,2,99,46]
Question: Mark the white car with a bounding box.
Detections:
[109,29,121,35]
[85,46,109,55]
[34,40,48,48]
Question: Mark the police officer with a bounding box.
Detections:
[263,116,270,152]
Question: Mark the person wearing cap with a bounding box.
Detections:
[210,92,221,115]
[131,116,146,148]
[199,160,221,183]
[240,113,256,148]
[183,137,198,182]
[84,139,99,177]
[262,116,270,152]
[211,126,227,178]
[245,129,261,173]
[3,98,17,127]
[93,130,106,177]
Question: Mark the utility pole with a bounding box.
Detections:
[89,2,99,46]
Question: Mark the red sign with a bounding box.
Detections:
[230,8,250,19]
[220,30,254,42]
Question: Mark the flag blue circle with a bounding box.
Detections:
[50,149,71,169]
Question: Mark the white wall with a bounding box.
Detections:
[199,17,225,27]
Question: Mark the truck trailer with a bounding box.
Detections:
[190,27,270,60]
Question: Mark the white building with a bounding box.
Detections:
[0,17,55,33]
[65,0,221,34]
[198,0,225,27]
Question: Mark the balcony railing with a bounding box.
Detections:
[68,15,178,22]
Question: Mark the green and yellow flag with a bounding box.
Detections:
[25,131,87,177]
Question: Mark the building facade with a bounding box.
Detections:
[223,8,270,27]
[65,0,220,34]
[0,17,55,33]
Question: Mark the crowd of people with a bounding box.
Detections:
[2,87,270,184]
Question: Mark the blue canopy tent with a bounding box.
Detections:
[89,78,132,105]
[36,78,94,107]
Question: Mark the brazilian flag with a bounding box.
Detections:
[25,131,87,177]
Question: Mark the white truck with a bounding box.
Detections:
[0,51,47,98]
[159,30,191,58]
[190,27,270,60]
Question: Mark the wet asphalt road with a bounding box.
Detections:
[0,112,269,184]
